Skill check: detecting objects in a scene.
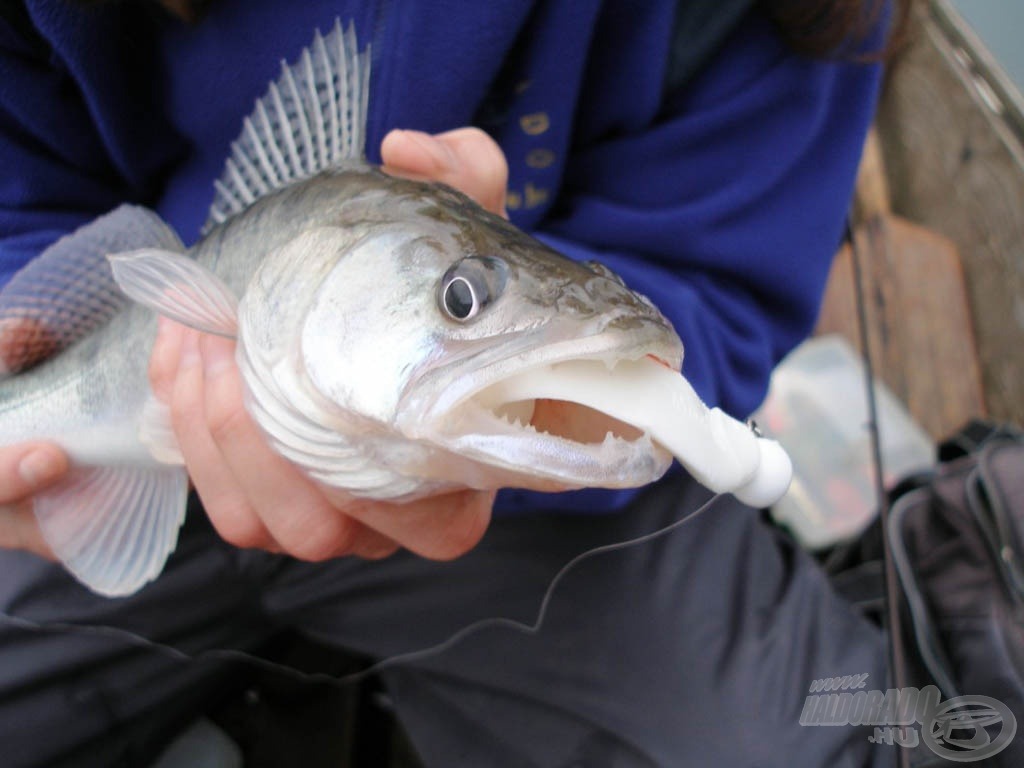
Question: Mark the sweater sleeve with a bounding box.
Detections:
[535,10,883,419]
[1,17,107,284]
[0,2,182,288]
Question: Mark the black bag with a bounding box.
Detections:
[826,422,1024,766]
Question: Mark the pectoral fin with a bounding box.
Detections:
[34,465,189,597]
[109,249,239,337]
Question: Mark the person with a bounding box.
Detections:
[0,0,897,765]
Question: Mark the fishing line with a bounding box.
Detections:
[0,491,724,692]
[847,218,910,768]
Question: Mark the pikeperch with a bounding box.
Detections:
[0,22,790,597]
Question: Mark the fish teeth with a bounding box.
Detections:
[602,429,633,446]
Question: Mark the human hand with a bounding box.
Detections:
[380,126,508,217]
[0,442,67,558]
[150,127,509,562]
[0,313,70,557]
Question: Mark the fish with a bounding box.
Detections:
[0,21,791,597]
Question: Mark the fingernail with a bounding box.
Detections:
[200,334,235,378]
[403,129,456,171]
[19,449,62,487]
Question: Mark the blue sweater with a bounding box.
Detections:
[0,0,882,514]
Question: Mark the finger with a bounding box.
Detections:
[169,330,278,551]
[381,127,508,217]
[198,334,361,561]
[0,443,69,505]
[341,489,495,561]
[0,443,65,557]
[148,317,185,404]
[0,502,54,558]
[344,524,401,561]
[433,127,509,213]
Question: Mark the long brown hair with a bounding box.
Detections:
[64,0,213,23]
[763,0,913,59]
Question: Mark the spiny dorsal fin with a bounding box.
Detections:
[205,20,371,232]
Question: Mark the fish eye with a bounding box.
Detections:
[439,256,508,322]
[443,276,477,320]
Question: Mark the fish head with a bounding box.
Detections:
[291,178,683,493]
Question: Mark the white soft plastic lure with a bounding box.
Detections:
[0,21,791,597]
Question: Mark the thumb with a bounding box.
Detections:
[0,443,68,504]
[381,127,509,217]
[0,443,67,558]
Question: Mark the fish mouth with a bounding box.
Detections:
[405,333,682,489]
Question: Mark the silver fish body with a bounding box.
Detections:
[0,163,681,498]
[0,283,156,467]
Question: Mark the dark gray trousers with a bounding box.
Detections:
[0,476,893,767]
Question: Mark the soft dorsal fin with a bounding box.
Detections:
[205,20,371,232]
[0,205,184,378]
